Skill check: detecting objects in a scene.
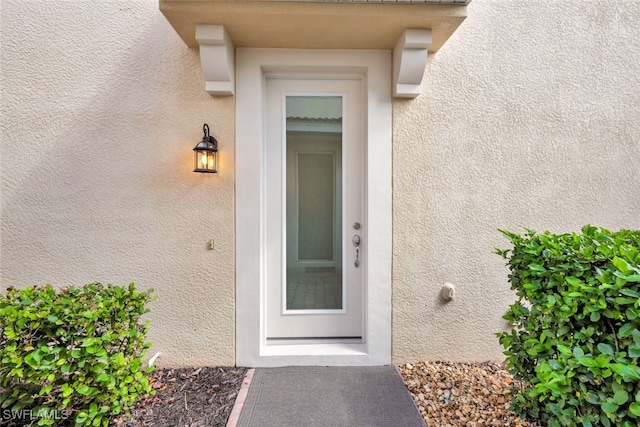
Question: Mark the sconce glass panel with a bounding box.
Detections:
[195,150,217,173]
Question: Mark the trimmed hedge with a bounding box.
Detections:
[496,226,640,427]
[0,282,155,426]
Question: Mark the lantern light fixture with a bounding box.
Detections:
[193,123,218,173]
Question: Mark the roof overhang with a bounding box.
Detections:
[159,0,470,52]
[159,1,471,98]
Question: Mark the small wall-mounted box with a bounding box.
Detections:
[441,283,455,302]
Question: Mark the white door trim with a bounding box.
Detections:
[235,48,392,367]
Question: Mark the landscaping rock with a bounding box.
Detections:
[400,361,540,427]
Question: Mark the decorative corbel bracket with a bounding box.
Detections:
[393,29,432,98]
[196,25,235,96]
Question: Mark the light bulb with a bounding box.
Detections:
[201,153,208,168]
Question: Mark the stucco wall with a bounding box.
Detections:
[2,0,639,367]
[392,0,640,362]
[1,0,236,367]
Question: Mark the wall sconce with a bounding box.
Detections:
[193,123,218,173]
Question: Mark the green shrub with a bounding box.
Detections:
[496,226,640,427]
[0,282,155,426]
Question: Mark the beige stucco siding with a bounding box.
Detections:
[0,0,236,367]
[1,0,639,367]
[392,0,640,362]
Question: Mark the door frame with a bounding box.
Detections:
[235,48,392,367]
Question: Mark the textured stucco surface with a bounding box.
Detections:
[1,0,235,367]
[2,0,640,366]
[392,0,640,362]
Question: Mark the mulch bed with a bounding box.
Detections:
[114,367,247,427]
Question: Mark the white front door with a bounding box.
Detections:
[235,48,391,367]
[265,78,364,340]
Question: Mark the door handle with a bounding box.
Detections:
[353,235,361,267]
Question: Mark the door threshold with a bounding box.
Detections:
[244,340,385,367]
[260,341,367,357]
[266,337,363,346]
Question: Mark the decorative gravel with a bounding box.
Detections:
[400,361,540,427]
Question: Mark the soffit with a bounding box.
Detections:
[159,0,470,52]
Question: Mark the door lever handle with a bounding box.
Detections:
[353,235,361,267]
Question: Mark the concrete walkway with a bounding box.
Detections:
[227,366,426,427]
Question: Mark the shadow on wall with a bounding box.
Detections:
[2,2,236,364]
[2,2,233,310]
[3,6,229,284]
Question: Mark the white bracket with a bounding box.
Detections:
[196,25,235,96]
[393,29,432,98]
